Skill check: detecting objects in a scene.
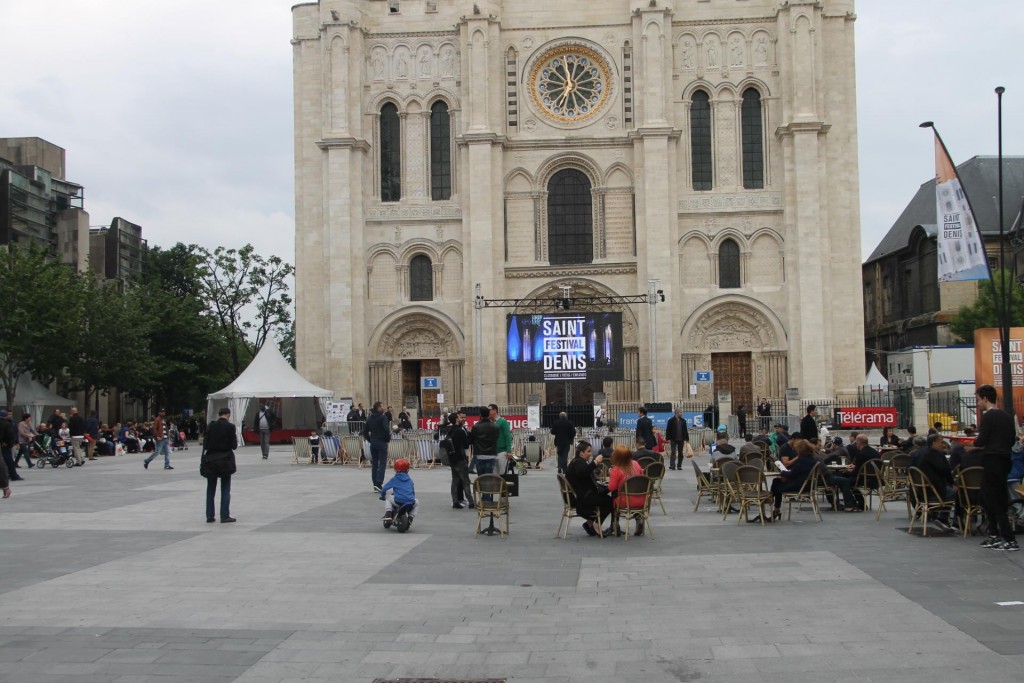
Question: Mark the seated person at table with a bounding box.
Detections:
[900,426,918,452]
[770,440,816,519]
[609,445,646,535]
[738,434,761,458]
[1010,437,1024,481]
[913,433,955,531]
[814,447,859,512]
[633,437,663,463]
[822,437,848,464]
[564,440,612,537]
[770,424,790,452]
[949,432,983,472]
[710,433,736,457]
[777,437,802,469]
[596,436,614,461]
[880,426,900,448]
[752,427,771,445]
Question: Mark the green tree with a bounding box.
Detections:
[0,244,85,408]
[196,244,294,377]
[68,278,156,414]
[949,270,1024,343]
[278,320,296,368]
[138,244,232,412]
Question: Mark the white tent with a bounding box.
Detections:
[864,362,889,389]
[206,342,334,444]
[11,373,76,425]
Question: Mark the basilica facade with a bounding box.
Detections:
[292,0,865,413]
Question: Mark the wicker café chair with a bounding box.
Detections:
[907,466,955,537]
[734,465,773,526]
[815,463,840,511]
[472,474,510,538]
[874,458,911,521]
[719,460,743,519]
[745,457,765,473]
[854,458,884,511]
[780,462,822,522]
[556,474,603,539]
[690,459,715,512]
[955,466,986,538]
[644,460,668,515]
[613,474,654,541]
[636,456,658,472]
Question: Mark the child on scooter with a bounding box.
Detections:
[380,458,417,521]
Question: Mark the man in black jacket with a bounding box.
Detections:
[362,401,392,492]
[202,407,238,523]
[444,411,473,509]
[636,406,656,450]
[665,408,690,470]
[800,405,819,440]
[68,407,86,465]
[974,384,1018,550]
[550,411,576,474]
[912,433,955,531]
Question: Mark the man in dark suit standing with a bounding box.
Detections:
[800,405,819,441]
[550,411,576,475]
[636,406,656,450]
[974,384,1019,551]
[362,401,392,492]
[665,408,690,470]
[202,407,238,523]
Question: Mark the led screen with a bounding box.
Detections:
[506,312,624,383]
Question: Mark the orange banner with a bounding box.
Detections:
[974,328,1024,395]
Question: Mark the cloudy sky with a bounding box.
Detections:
[2,0,1022,266]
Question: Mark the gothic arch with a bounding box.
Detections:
[604,162,634,188]
[368,307,465,360]
[682,80,714,102]
[504,167,534,193]
[366,243,400,261]
[735,77,772,98]
[749,227,784,246]
[368,92,404,114]
[677,230,713,250]
[680,295,787,353]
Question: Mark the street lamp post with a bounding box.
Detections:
[995,86,1014,416]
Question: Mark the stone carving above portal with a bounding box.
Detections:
[378,312,460,359]
[366,205,462,221]
[687,302,780,352]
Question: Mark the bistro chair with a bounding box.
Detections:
[613,474,654,541]
[907,466,955,537]
[644,460,667,515]
[955,466,986,538]
[874,457,911,521]
[719,460,743,518]
[555,474,602,539]
[734,465,773,526]
[854,458,884,511]
[472,474,510,538]
[780,462,822,522]
[815,463,840,511]
[636,456,657,472]
[690,459,715,512]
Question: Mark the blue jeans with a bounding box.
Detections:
[369,440,389,488]
[145,439,171,466]
[206,475,231,520]
[259,430,271,458]
[476,457,497,501]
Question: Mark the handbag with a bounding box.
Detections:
[684,442,694,458]
[502,460,520,497]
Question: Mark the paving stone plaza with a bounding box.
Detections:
[2,445,1024,683]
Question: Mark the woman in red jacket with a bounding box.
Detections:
[608,445,646,535]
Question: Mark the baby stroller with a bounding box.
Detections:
[35,436,76,469]
[172,429,188,451]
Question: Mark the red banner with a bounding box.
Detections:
[418,415,529,431]
[834,407,898,429]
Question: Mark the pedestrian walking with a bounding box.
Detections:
[253,401,276,460]
[143,409,173,470]
[0,410,21,481]
[362,401,391,492]
[974,384,1019,551]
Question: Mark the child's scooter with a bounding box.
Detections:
[381,497,415,533]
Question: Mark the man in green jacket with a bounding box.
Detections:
[490,404,512,474]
